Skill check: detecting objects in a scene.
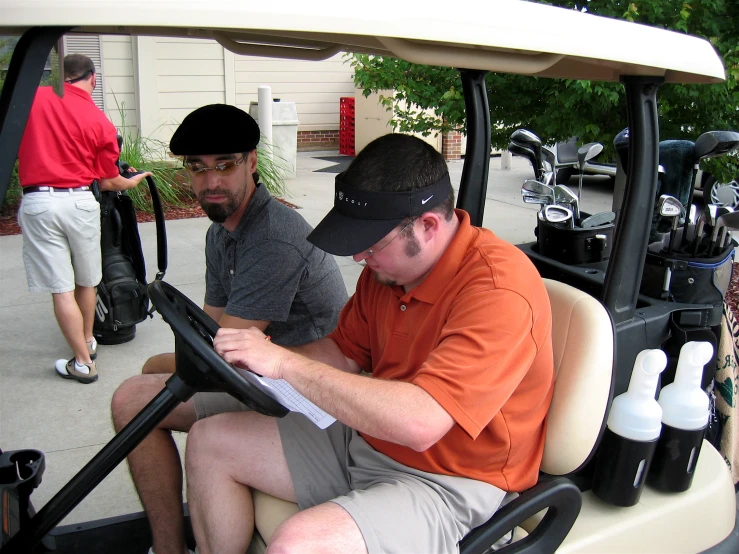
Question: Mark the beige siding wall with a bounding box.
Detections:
[233,53,355,132]
[154,38,226,143]
[115,37,355,152]
[101,35,137,135]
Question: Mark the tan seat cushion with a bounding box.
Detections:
[541,279,613,476]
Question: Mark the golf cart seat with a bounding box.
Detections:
[248,279,615,554]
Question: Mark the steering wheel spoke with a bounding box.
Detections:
[148,280,289,417]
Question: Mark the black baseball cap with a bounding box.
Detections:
[170,104,260,155]
[307,172,452,256]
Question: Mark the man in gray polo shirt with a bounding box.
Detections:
[110,104,348,554]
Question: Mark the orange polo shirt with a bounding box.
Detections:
[329,210,554,491]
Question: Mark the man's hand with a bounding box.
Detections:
[100,170,152,191]
[213,327,293,380]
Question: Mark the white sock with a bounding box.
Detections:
[74,360,91,375]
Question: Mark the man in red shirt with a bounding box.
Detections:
[183,134,555,554]
[17,53,150,384]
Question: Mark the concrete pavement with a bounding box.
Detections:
[0,150,614,526]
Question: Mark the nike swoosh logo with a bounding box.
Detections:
[421,195,434,204]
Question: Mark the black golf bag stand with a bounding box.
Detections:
[92,172,168,345]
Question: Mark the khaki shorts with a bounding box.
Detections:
[192,394,506,553]
[193,391,250,419]
[18,189,101,293]
[279,413,506,554]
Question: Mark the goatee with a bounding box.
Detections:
[198,187,243,223]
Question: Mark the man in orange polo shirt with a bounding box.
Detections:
[184,134,555,554]
[17,53,150,383]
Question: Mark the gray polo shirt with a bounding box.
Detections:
[204,183,348,346]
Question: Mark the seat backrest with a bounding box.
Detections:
[541,279,614,476]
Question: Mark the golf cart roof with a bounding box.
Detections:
[1,0,725,84]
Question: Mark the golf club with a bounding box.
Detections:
[511,129,544,179]
[509,141,541,181]
[709,206,736,256]
[693,203,719,256]
[543,204,574,229]
[522,179,554,204]
[656,194,682,254]
[576,142,604,201]
[580,211,616,229]
[553,184,580,221]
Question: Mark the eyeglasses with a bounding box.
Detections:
[184,154,248,177]
[366,219,416,257]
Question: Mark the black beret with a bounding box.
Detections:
[170,104,260,156]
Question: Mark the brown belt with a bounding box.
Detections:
[22,186,91,195]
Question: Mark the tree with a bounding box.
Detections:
[350,0,739,179]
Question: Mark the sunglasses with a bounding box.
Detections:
[184,154,248,176]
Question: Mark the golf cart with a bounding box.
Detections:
[1,1,737,553]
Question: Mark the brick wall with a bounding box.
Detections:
[442,131,463,160]
[297,130,340,151]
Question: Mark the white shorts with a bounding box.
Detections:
[18,189,102,293]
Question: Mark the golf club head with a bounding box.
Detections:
[580,211,616,229]
[706,206,734,251]
[577,142,604,171]
[510,129,542,147]
[711,208,739,254]
[510,130,544,173]
[705,203,719,228]
[553,184,580,220]
[543,204,574,229]
[522,192,551,207]
[657,194,682,218]
[522,179,554,200]
[508,141,539,177]
[718,209,739,227]
[694,130,739,160]
[553,184,576,205]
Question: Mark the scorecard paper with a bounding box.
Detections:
[236,368,336,429]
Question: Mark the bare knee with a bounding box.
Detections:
[111,375,166,431]
[268,520,321,554]
[142,352,175,375]
[185,417,222,466]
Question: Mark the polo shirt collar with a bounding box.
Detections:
[217,182,270,241]
[404,209,478,304]
[63,83,93,102]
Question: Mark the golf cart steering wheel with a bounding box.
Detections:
[148,280,289,418]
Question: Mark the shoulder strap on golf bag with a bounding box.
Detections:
[93,174,168,343]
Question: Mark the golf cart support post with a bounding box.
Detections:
[0,2,736,552]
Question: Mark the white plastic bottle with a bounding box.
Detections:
[648,341,713,492]
[592,349,667,506]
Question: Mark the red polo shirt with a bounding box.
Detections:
[329,210,555,491]
[18,83,119,188]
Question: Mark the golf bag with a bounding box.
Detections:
[93,173,167,344]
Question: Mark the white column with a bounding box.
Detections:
[500,150,512,170]
[258,85,273,161]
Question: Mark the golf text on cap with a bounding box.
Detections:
[333,173,452,220]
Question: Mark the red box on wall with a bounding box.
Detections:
[339,97,355,156]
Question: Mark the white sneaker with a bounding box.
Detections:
[147,548,196,554]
